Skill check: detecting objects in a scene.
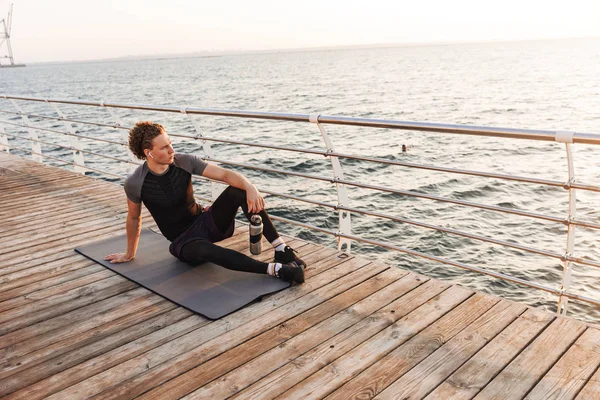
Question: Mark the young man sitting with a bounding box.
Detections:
[104,121,306,284]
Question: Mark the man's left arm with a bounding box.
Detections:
[202,163,265,213]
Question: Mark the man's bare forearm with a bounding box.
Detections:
[223,170,254,191]
[126,215,142,258]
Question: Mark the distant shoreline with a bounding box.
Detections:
[23,35,600,66]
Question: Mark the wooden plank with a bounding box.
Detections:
[525,327,600,400]
[0,180,111,208]
[1,214,135,255]
[0,175,92,195]
[44,260,387,399]
[425,307,554,400]
[142,268,413,399]
[0,264,105,302]
[1,200,126,238]
[0,287,155,351]
[1,183,121,207]
[474,316,587,399]
[1,221,157,268]
[1,192,124,226]
[257,285,470,400]
[0,269,114,312]
[202,277,447,400]
[0,258,96,290]
[375,300,527,399]
[0,290,165,362]
[0,276,137,335]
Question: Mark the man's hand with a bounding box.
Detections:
[246,185,266,213]
[104,253,134,264]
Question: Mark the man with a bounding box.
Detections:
[104,121,305,284]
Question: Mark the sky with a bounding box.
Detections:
[2,0,600,63]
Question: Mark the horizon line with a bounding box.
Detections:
[22,35,600,66]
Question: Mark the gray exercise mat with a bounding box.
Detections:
[74,229,290,320]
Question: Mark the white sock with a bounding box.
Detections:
[267,263,283,276]
[271,237,287,252]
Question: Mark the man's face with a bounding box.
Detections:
[149,132,175,164]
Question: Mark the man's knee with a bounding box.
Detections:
[182,240,213,260]
[225,186,247,203]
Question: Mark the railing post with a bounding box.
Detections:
[9,99,42,163]
[556,131,576,315]
[47,101,86,174]
[101,101,137,173]
[182,107,220,201]
[310,114,352,253]
[0,125,8,152]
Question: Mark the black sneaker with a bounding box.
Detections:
[275,246,307,270]
[276,261,305,284]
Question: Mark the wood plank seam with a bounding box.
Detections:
[574,359,600,399]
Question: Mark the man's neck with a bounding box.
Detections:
[147,160,169,175]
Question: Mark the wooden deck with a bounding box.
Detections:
[1,151,600,400]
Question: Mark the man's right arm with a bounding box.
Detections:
[105,199,142,263]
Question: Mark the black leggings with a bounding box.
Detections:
[180,186,280,274]
[210,186,279,242]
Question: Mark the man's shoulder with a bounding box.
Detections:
[173,152,200,163]
[173,153,207,175]
[125,162,148,184]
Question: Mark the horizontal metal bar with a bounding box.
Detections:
[329,151,577,189]
[571,182,600,192]
[570,219,600,231]
[337,176,569,223]
[261,189,338,209]
[566,255,600,270]
[4,131,140,166]
[169,132,327,157]
[4,144,126,179]
[560,290,600,307]
[209,157,333,183]
[0,108,128,130]
[338,205,563,259]
[3,94,600,144]
[0,119,126,146]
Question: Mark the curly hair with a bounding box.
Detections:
[128,121,165,160]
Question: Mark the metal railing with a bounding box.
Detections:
[2,94,600,316]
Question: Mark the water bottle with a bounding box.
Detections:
[249,214,263,255]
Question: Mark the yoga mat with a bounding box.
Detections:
[74,229,290,320]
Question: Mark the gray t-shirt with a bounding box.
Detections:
[124,153,208,240]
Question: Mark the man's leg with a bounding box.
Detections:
[180,240,304,283]
[210,186,306,268]
[210,186,279,242]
